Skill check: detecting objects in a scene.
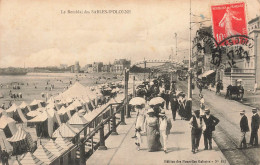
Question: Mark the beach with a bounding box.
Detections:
[0,72,123,108]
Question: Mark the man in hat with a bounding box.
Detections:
[1,150,9,165]
[189,109,205,154]
[170,92,179,121]
[199,94,205,108]
[238,110,249,149]
[159,110,172,153]
[249,108,259,147]
[202,109,219,150]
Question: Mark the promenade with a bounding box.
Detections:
[87,110,228,165]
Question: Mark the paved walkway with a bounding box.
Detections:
[87,111,229,165]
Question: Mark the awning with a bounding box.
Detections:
[198,70,215,79]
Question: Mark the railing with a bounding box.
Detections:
[53,99,128,165]
[231,68,255,74]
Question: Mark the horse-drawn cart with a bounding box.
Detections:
[225,85,244,100]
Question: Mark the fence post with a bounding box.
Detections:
[98,123,107,150]
[111,114,118,135]
[125,68,131,118]
[79,138,86,165]
[120,103,126,125]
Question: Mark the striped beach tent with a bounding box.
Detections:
[33,145,56,164]
[54,132,74,150]
[7,126,34,155]
[20,152,46,165]
[44,139,65,157]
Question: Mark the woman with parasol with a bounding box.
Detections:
[129,97,147,151]
[145,109,162,152]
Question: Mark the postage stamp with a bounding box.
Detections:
[211,2,248,46]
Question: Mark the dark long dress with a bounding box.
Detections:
[146,116,162,152]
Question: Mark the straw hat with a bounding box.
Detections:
[147,108,154,114]
[159,110,166,116]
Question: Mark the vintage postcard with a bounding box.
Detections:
[0,0,260,165]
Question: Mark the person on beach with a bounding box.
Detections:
[189,110,205,154]
[202,109,219,150]
[146,109,162,152]
[159,110,172,153]
[1,150,9,165]
[134,103,146,151]
[249,108,259,147]
[237,110,249,149]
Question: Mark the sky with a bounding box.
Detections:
[0,0,259,67]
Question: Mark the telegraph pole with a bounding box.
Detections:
[175,33,177,57]
[188,0,192,99]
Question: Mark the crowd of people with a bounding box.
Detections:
[132,74,259,154]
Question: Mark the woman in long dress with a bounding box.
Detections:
[146,109,162,152]
[135,104,146,150]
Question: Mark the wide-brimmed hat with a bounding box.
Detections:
[252,108,258,112]
[205,108,210,112]
[240,110,245,114]
[159,110,166,116]
[147,108,154,114]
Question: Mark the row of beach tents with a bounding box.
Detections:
[0,82,125,158]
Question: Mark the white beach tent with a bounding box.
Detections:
[52,123,79,138]
[28,108,60,138]
[68,112,88,129]
[19,101,30,110]
[57,106,71,123]
[6,103,19,117]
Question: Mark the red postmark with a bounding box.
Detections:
[211,2,248,46]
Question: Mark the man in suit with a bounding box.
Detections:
[238,110,249,149]
[249,108,259,147]
[170,92,179,121]
[189,110,205,154]
[202,109,220,150]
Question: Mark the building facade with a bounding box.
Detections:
[92,62,103,72]
[112,59,131,73]
[242,16,260,88]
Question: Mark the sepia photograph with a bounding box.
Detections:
[0,0,259,164]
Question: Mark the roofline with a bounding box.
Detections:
[248,17,259,24]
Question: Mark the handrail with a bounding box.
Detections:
[52,98,127,164]
[71,101,124,143]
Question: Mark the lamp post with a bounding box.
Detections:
[188,0,192,99]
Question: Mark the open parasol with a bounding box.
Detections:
[129,97,146,106]
[149,97,165,106]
